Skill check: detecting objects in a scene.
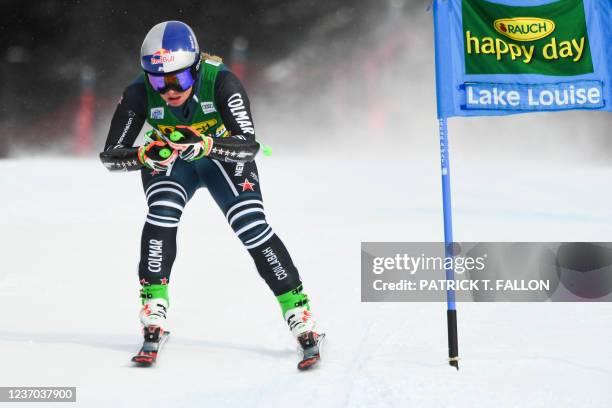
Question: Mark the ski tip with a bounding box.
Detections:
[297,332,325,371]
[132,350,160,367]
[449,358,459,370]
[132,355,155,367]
[297,355,320,371]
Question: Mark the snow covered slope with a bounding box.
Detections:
[1,156,611,407]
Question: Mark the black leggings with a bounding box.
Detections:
[138,157,302,296]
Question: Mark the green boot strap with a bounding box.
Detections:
[276,285,310,317]
[140,284,169,306]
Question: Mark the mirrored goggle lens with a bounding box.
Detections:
[147,69,196,93]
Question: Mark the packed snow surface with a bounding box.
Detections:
[1,155,611,407]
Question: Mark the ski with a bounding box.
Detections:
[297,332,325,371]
[131,329,170,367]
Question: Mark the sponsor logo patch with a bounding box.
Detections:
[462,0,593,75]
[158,119,217,136]
[234,162,244,177]
[215,124,228,138]
[494,18,555,42]
[201,101,216,114]
[147,239,164,273]
[150,107,164,120]
[227,93,255,135]
[151,48,175,65]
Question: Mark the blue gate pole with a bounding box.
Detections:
[439,117,459,369]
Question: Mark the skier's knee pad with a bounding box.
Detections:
[225,199,274,249]
[145,180,187,226]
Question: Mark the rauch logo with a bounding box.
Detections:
[494,18,555,42]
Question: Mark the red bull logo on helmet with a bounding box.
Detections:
[151,48,175,65]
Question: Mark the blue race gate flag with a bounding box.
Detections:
[433,0,612,118]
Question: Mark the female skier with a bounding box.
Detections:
[100,21,321,369]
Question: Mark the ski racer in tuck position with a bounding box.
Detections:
[100,21,323,369]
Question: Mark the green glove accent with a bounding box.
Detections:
[169,130,185,143]
[143,129,159,144]
[262,144,273,157]
[158,147,172,159]
[140,284,170,306]
[276,285,310,316]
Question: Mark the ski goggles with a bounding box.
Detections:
[147,68,196,94]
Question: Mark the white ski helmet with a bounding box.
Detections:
[140,21,200,74]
